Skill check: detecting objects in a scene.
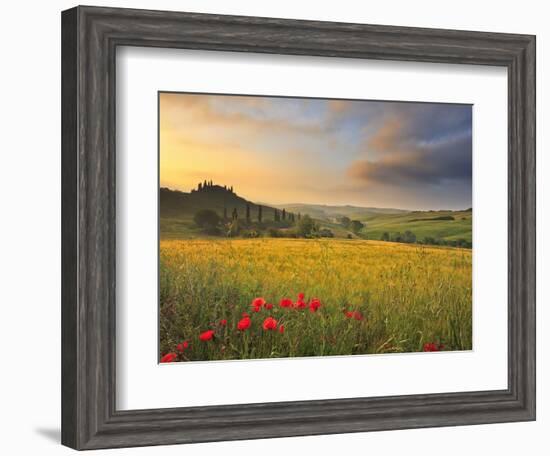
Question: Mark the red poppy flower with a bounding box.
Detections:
[176,340,189,352]
[160,353,177,363]
[252,305,261,312]
[295,299,306,309]
[199,330,215,341]
[423,342,442,352]
[344,310,363,320]
[265,303,273,310]
[262,317,278,331]
[309,298,321,312]
[280,298,293,308]
[298,292,305,301]
[252,297,266,309]
[237,316,251,331]
[220,319,227,326]
[279,325,285,334]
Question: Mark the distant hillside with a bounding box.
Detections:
[160,183,471,246]
[160,184,287,239]
[275,203,408,221]
[160,185,271,219]
[363,209,472,244]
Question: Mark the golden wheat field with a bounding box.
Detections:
[159,238,472,362]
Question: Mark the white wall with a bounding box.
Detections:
[0,0,546,454]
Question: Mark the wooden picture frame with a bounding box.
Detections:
[61,5,536,450]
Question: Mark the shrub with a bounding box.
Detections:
[242,229,260,238]
[318,228,334,238]
[409,215,455,222]
[194,209,220,229]
[268,228,283,238]
[403,230,417,244]
[421,236,436,245]
[391,232,403,243]
[350,220,365,234]
[227,219,240,237]
[339,216,351,229]
[296,214,317,238]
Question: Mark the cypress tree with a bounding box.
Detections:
[246,203,251,222]
[282,209,286,221]
[258,205,263,222]
[274,209,280,222]
[232,208,238,220]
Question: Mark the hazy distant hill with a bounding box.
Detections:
[160,186,404,223]
[275,203,408,221]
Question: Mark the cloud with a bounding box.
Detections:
[366,116,404,152]
[349,134,471,185]
[348,103,472,189]
[160,92,325,137]
[327,99,350,114]
[160,93,472,209]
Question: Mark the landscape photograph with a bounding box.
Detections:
[158,92,472,363]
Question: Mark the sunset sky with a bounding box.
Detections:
[159,92,472,210]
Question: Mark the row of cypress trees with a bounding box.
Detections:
[223,203,300,224]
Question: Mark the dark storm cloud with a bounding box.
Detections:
[347,103,472,190]
[348,133,472,185]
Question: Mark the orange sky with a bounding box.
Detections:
[159,92,472,210]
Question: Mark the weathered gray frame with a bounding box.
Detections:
[61,5,536,450]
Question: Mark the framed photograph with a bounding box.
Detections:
[61,5,536,450]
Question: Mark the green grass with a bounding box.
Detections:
[362,210,472,242]
[160,209,472,243]
[160,217,206,239]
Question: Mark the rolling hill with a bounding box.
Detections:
[160,185,270,219]
[273,203,408,221]
[160,185,471,245]
[362,209,472,243]
[160,185,283,239]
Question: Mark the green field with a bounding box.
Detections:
[160,238,472,362]
[160,209,472,244]
[362,209,472,243]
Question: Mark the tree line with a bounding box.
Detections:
[193,204,325,239]
[338,216,365,235]
[380,231,471,248]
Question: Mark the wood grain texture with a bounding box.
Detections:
[61,5,536,450]
[61,7,78,449]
